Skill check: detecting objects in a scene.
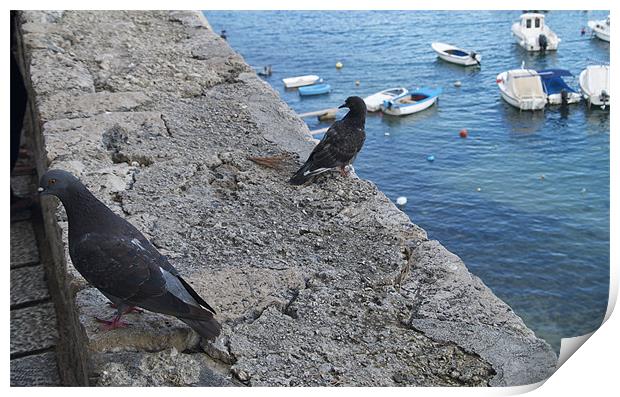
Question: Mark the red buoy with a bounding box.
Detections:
[459,129,468,138]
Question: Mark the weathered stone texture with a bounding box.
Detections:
[17,10,556,386]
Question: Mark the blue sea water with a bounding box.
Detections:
[204,10,610,352]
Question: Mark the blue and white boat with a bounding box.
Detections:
[431,42,481,66]
[298,83,331,96]
[537,69,581,105]
[381,87,442,116]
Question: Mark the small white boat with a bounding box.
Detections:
[381,87,442,116]
[363,87,408,112]
[282,75,321,88]
[588,15,610,42]
[497,68,547,111]
[511,13,560,52]
[538,69,581,105]
[579,65,610,108]
[431,42,481,66]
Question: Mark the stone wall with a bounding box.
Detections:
[15,10,557,386]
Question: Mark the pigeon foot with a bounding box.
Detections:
[95,315,130,330]
[339,166,350,177]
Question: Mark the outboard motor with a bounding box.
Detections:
[600,90,610,108]
[538,34,548,51]
[470,51,480,66]
[560,89,569,107]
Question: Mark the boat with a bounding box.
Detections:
[363,87,408,112]
[579,65,610,108]
[537,69,581,105]
[282,75,321,88]
[511,13,560,52]
[588,15,610,42]
[496,68,547,110]
[431,42,481,66]
[298,83,331,96]
[380,87,442,116]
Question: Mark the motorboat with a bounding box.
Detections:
[537,69,581,105]
[298,83,331,96]
[511,13,560,52]
[282,75,321,88]
[431,42,481,66]
[381,87,442,116]
[363,87,408,112]
[579,65,610,108]
[588,15,610,42]
[497,68,547,110]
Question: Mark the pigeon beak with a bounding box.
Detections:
[37,187,47,195]
[338,103,347,109]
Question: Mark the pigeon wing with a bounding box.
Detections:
[307,121,363,170]
[71,233,214,320]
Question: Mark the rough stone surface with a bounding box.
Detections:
[10,302,58,356]
[10,352,61,386]
[91,349,236,386]
[10,265,51,307]
[18,10,557,386]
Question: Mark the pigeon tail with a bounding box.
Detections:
[289,162,314,185]
[180,316,222,340]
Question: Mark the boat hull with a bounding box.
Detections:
[546,92,581,105]
[431,42,481,66]
[381,87,441,116]
[511,23,560,51]
[579,66,610,107]
[497,71,547,111]
[282,75,320,88]
[364,88,408,111]
[298,83,331,96]
[588,20,610,42]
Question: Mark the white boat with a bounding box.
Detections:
[363,87,408,112]
[282,75,321,88]
[381,87,442,116]
[497,68,547,110]
[579,65,610,108]
[588,15,610,42]
[431,42,481,66]
[511,13,560,52]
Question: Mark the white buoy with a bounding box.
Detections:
[336,61,343,69]
[454,80,462,87]
[384,132,390,136]
[396,196,407,206]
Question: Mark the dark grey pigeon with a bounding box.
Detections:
[38,170,221,340]
[290,96,366,185]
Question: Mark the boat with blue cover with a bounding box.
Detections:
[537,69,581,105]
[299,83,331,96]
[381,87,442,116]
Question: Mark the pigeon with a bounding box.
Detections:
[290,96,366,185]
[38,169,221,340]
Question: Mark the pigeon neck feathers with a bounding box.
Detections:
[61,181,122,237]
[342,107,366,128]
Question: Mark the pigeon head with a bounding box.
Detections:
[38,169,81,199]
[338,96,367,113]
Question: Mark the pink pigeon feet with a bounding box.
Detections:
[339,165,350,177]
[95,315,130,331]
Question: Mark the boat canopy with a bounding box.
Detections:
[538,69,576,95]
[537,69,573,78]
[508,71,544,98]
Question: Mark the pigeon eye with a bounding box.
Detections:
[48,178,57,185]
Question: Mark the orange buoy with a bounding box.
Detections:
[459,129,468,138]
